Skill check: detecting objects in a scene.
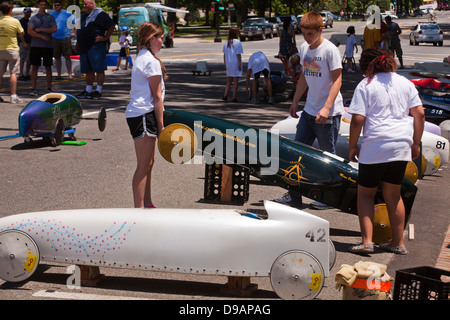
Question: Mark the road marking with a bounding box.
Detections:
[82,106,125,117]
[33,290,151,300]
[161,52,222,59]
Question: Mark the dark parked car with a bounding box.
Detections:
[413,8,424,16]
[240,17,274,41]
[268,16,283,36]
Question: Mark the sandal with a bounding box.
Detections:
[349,242,374,253]
[379,243,408,255]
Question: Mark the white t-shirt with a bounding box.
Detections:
[348,72,422,164]
[126,48,165,118]
[345,34,357,58]
[119,34,132,48]
[248,51,270,75]
[223,39,243,77]
[298,38,344,117]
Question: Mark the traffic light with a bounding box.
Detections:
[343,1,346,6]
[211,0,224,12]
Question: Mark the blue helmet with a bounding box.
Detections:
[121,26,130,32]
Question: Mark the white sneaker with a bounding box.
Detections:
[10,96,23,104]
[348,69,355,73]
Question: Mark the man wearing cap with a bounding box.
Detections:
[51,0,76,80]
[0,2,27,103]
[18,7,32,81]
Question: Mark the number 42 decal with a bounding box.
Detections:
[305,228,326,242]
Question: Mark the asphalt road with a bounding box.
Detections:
[0,14,449,306]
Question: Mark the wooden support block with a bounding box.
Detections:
[220,276,258,297]
[220,164,233,202]
[408,224,415,241]
[78,265,105,287]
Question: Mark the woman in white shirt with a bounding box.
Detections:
[348,48,424,254]
[125,22,167,208]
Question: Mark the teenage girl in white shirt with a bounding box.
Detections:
[125,22,168,208]
[348,48,424,254]
[222,27,243,102]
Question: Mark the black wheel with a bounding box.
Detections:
[54,118,65,146]
[98,107,107,132]
[24,137,33,145]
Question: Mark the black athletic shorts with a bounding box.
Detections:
[29,47,53,67]
[253,68,270,79]
[126,112,158,140]
[358,161,408,188]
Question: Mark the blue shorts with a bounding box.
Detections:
[294,111,341,154]
[80,42,107,74]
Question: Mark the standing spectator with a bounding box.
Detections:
[385,16,404,69]
[363,16,387,49]
[347,48,424,254]
[51,0,76,80]
[113,26,132,71]
[275,12,344,208]
[345,26,358,72]
[222,27,243,102]
[363,20,381,50]
[0,2,27,103]
[18,7,32,81]
[76,0,115,100]
[279,18,297,77]
[125,23,167,208]
[245,51,274,104]
[27,0,57,96]
[279,18,297,59]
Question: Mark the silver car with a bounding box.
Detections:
[409,22,444,46]
[319,12,333,28]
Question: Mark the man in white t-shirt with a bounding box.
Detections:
[245,51,274,104]
[275,12,344,208]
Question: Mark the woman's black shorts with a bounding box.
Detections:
[126,112,158,140]
[358,161,408,188]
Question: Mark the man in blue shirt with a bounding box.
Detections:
[51,0,76,79]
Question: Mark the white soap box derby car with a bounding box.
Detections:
[0,201,335,300]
